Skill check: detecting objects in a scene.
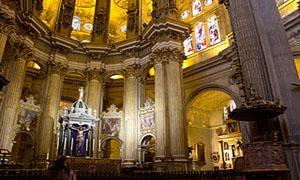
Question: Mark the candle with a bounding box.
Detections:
[71,138,73,151]
[64,137,67,151]
[86,140,88,152]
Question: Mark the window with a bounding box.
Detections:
[183,35,194,56]
[204,0,213,6]
[72,16,81,30]
[84,23,93,31]
[192,0,202,16]
[181,10,191,19]
[195,22,207,51]
[208,16,221,45]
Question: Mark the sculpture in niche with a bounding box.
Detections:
[62,0,76,29]
[127,3,138,32]
[94,8,106,35]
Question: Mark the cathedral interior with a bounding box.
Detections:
[0,0,299,179]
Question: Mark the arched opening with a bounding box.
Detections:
[186,90,242,170]
[101,138,121,159]
[140,135,155,167]
[11,132,35,168]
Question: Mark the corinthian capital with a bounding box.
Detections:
[150,47,185,65]
[123,63,141,78]
[0,8,15,35]
[14,42,33,61]
[86,68,105,81]
[48,62,68,76]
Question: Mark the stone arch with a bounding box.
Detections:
[11,131,36,168]
[140,62,153,80]
[65,70,86,79]
[103,70,124,82]
[185,84,241,111]
[139,133,156,146]
[100,136,123,159]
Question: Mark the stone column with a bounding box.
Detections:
[153,59,168,160]
[36,62,66,166]
[56,0,75,36]
[220,0,300,178]
[0,42,32,150]
[167,54,186,161]
[92,0,109,44]
[151,47,187,167]
[0,6,15,65]
[86,68,104,158]
[123,64,140,167]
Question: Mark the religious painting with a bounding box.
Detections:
[181,10,190,19]
[102,118,120,136]
[192,0,202,16]
[183,35,194,56]
[207,16,221,45]
[195,22,207,51]
[18,109,38,131]
[140,112,155,130]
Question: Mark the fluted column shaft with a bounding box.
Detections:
[168,60,186,160]
[37,62,65,164]
[0,43,32,150]
[86,69,104,158]
[151,47,187,162]
[154,62,168,159]
[123,64,140,166]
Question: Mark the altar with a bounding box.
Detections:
[58,87,99,157]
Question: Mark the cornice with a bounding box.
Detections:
[183,46,234,79]
[142,17,190,40]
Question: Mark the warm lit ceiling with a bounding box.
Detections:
[187,90,232,127]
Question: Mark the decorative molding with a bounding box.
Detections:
[101,104,122,119]
[150,47,185,65]
[123,63,141,78]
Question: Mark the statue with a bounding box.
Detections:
[79,87,84,100]
[70,126,90,156]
